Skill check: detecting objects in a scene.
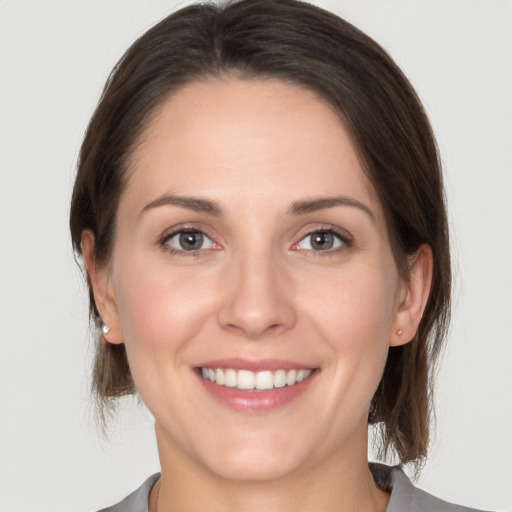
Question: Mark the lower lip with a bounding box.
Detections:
[196,371,318,413]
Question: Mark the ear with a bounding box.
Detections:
[81,230,123,344]
[390,244,433,347]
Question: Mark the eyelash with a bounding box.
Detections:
[158,226,353,256]
[293,227,353,255]
[159,227,218,256]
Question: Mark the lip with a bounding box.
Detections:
[194,358,319,414]
[195,358,314,372]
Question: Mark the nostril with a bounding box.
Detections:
[216,270,297,338]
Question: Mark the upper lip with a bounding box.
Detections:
[195,358,316,372]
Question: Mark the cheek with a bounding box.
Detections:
[110,259,223,421]
[301,265,397,396]
[111,256,217,371]
[303,263,397,343]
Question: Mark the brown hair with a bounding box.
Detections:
[70,0,451,467]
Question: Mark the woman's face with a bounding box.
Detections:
[93,79,412,481]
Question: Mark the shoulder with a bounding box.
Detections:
[95,473,160,512]
[96,467,492,512]
[370,463,491,512]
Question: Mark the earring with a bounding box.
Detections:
[102,324,110,334]
[396,329,403,337]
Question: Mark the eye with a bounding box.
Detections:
[164,230,215,252]
[295,230,347,251]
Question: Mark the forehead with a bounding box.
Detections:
[123,78,383,222]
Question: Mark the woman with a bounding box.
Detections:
[69,1,487,511]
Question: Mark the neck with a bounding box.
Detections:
[152,424,389,512]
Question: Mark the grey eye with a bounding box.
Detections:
[165,231,214,251]
[297,231,343,251]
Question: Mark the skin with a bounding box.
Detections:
[83,79,432,512]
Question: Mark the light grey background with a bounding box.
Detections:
[1,1,511,511]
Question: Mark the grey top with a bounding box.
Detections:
[96,463,489,512]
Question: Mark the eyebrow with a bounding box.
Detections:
[139,194,222,217]
[139,193,375,223]
[288,196,376,223]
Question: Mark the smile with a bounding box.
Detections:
[200,367,313,391]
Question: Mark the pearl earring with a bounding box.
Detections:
[102,324,110,334]
[397,329,403,337]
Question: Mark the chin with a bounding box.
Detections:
[194,433,308,483]
[205,453,299,483]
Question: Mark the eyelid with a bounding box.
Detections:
[292,225,353,252]
[156,223,352,255]
[166,231,214,250]
[158,224,220,253]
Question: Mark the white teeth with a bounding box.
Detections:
[215,368,225,385]
[286,369,297,386]
[273,369,287,388]
[255,370,273,390]
[237,370,255,390]
[224,369,237,387]
[200,367,313,390]
[296,369,310,382]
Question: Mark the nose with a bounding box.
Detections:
[217,250,296,339]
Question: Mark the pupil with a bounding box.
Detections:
[311,232,333,250]
[180,232,203,250]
